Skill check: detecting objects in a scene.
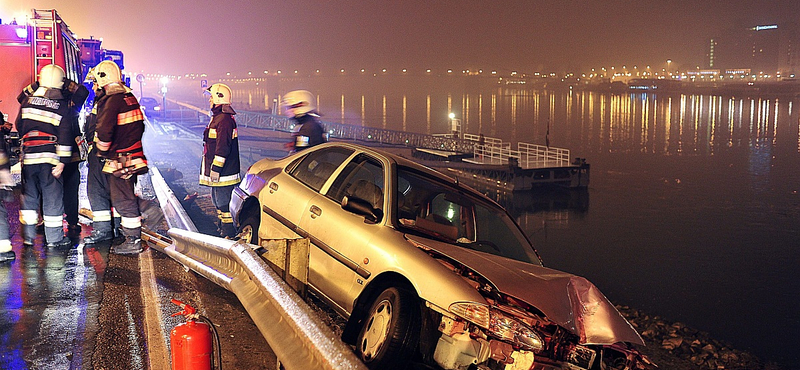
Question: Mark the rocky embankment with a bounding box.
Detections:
[617,306,785,370]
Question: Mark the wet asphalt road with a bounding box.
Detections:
[0,117,276,369]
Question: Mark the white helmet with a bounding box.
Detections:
[282,90,315,116]
[207,83,232,105]
[92,60,122,87]
[38,64,65,89]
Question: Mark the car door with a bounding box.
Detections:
[298,153,387,314]
[259,147,353,239]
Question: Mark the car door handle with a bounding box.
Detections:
[309,205,322,219]
[268,182,278,194]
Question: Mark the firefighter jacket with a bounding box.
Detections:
[290,112,325,152]
[200,104,241,187]
[15,89,73,167]
[19,80,89,163]
[94,83,147,179]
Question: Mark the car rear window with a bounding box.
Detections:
[288,147,354,192]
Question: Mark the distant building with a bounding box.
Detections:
[708,22,799,76]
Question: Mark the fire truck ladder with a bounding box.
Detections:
[31,9,58,80]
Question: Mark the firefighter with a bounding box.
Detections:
[18,77,89,238]
[200,83,241,238]
[82,70,123,245]
[92,60,148,254]
[16,64,73,248]
[281,90,325,153]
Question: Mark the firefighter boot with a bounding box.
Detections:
[46,236,73,249]
[0,251,15,262]
[84,229,114,244]
[22,224,37,246]
[111,228,143,255]
[111,236,143,255]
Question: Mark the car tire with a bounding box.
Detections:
[356,287,421,370]
[238,211,260,246]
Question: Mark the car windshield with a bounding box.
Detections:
[395,167,541,265]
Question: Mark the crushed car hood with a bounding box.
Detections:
[407,235,645,346]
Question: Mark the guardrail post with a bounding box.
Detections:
[261,238,309,298]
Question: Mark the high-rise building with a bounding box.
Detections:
[708,22,798,76]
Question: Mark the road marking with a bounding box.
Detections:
[140,248,170,369]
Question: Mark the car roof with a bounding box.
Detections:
[310,142,499,205]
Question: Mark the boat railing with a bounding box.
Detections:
[470,142,570,169]
[517,142,571,168]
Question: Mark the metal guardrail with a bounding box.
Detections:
[146,165,367,370]
[234,110,477,153]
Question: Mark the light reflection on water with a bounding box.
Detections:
[205,79,799,367]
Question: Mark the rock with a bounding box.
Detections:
[662,337,683,350]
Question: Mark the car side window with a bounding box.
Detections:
[288,147,354,192]
[328,154,385,216]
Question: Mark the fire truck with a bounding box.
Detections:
[0,9,126,127]
[0,9,83,126]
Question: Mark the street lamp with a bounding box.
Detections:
[448,112,461,139]
[160,76,169,118]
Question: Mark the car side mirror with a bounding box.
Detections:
[342,196,382,224]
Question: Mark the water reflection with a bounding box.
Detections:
[213,79,799,159]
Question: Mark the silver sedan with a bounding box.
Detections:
[231,142,651,370]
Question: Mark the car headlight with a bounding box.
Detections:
[449,302,490,328]
[488,309,544,351]
[153,106,161,111]
[449,302,544,351]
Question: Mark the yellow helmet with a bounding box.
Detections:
[281,90,315,116]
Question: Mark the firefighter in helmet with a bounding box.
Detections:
[17,68,89,239]
[82,65,123,246]
[282,90,325,153]
[200,83,241,238]
[16,64,74,248]
[92,60,148,254]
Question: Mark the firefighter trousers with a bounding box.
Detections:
[211,184,237,238]
[87,149,117,233]
[20,163,64,243]
[62,161,81,227]
[109,174,141,238]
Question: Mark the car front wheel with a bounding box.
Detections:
[356,287,421,370]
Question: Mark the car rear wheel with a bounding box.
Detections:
[238,211,260,246]
[356,287,421,370]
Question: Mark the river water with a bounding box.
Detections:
[170,76,800,367]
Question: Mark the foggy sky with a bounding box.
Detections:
[2,0,797,77]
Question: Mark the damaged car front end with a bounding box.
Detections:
[407,235,652,370]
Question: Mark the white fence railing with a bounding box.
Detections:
[469,142,571,169]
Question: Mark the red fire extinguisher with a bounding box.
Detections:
[170,299,222,370]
